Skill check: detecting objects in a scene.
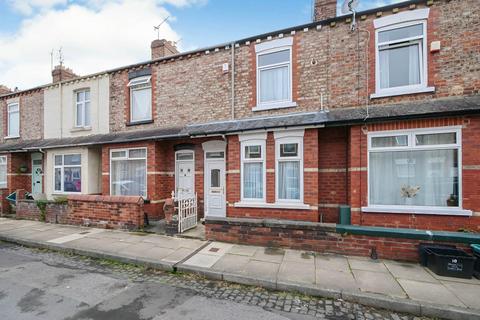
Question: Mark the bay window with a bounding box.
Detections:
[0,156,7,188]
[254,37,295,111]
[275,131,304,203]
[7,102,20,138]
[75,89,91,128]
[54,154,81,193]
[366,128,470,215]
[110,148,147,197]
[241,139,266,201]
[128,76,152,123]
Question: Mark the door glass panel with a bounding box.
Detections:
[206,152,224,159]
[176,152,194,160]
[210,169,220,188]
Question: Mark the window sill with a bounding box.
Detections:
[70,126,92,133]
[252,101,297,112]
[361,206,472,216]
[370,86,435,99]
[4,136,20,140]
[126,120,154,126]
[234,201,310,210]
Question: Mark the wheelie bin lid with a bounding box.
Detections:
[472,244,480,254]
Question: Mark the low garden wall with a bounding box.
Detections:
[16,194,144,230]
[205,217,476,262]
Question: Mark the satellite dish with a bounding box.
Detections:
[341,0,359,15]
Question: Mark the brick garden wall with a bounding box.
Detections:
[206,217,474,262]
[16,195,144,230]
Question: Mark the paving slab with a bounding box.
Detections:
[398,278,465,307]
[384,261,437,283]
[229,244,257,257]
[283,249,315,264]
[315,268,359,292]
[163,247,197,264]
[242,260,279,282]
[199,242,233,257]
[316,254,350,273]
[211,254,251,273]
[277,260,315,284]
[353,269,407,298]
[183,253,221,268]
[251,247,285,263]
[348,258,389,273]
[142,246,176,261]
[116,242,158,258]
[442,280,480,309]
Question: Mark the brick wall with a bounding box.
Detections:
[16,195,144,230]
[206,218,474,262]
[107,0,479,134]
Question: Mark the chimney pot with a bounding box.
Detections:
[0,85,12,95]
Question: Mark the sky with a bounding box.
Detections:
[0,0,405,90]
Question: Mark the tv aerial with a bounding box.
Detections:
[341,0,359,32]
[154,16,170,40]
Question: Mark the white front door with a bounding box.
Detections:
[205,160,225,217]
[175,151,195,199]
[31,153,43,194]
[202,141,227,218]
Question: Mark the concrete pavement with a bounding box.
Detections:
[0,218,479,319]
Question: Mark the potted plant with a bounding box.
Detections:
[447,193,458,207]
[400,185,420,205]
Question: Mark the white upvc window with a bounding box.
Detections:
[254,37,295,111]
[241,138,266,202]
[7,102,20,138]
[274,130,304,203]
[365,127,471,216]
[54,154,82,193]
[372,8,434,98]
[128,76,152,123]
[75,89,91,128]
[0,156,7,188]
[110,148,147,197]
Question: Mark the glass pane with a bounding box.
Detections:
[371,135,408,148]
[369,149,459,207]
[243,163,263,199]
[131,87,152,122]
[129,149,146,159]
[111,159,146,197]
[176,152,194,160]
[280,143,298,157]
[63,167,81,192]
[64,154,81,165]
[0,163,6,187]
[84,101,91,126]
[54,168,62,191]
[416,133,456,146]
[379,43,421,89]
[8,104,19,112]
[259,66,290,103]
[32,159,42,165]
[258,49,290,67]
[378,24,423,43]
[85,90,90,101]
[77,91,85,102]
[211,169,220,188]
[111,151,126,158]
[278,161,300,200]
[55,155,63,166]
[0,156,6,164]
[245,145,261,159]
[8,111,19,136]
[206,152,224,159]
[76,103,83,126]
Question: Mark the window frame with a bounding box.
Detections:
[74,89,91,128]
[109,147,148,198]
[53,153,82,194]
[240,139,266,203]
[275,133,304,204]
[373,19,432,98]
[7,102,20,138]
[128,76,152,123]
[0,155,7,188]
[254,38,295,111]
[365,126,472,216]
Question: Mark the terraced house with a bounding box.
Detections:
[0,0,479,259]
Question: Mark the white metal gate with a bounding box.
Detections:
[177,193,198,233]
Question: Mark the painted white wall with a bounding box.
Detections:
[44,147,102,199]
[43,75,110,139]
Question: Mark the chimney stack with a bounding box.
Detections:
[151,39,179,60]
[52,65,78,83]
[0,85,12,95]
[313,0,337,21]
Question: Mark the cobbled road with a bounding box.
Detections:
[0,242,433,320]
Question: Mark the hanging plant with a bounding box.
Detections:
[18,164,28,173]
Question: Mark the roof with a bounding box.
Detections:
[0,0,427,99]
[187,95,480,136]
[2,95,479,153]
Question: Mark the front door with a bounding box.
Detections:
[31,153,43,194]
[205,160,225,217]
[175,151,195,199]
